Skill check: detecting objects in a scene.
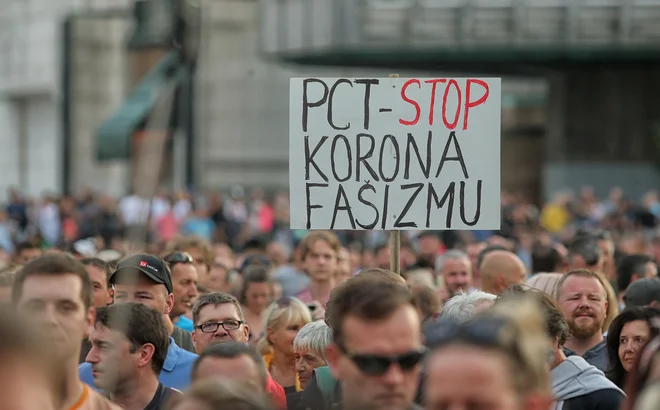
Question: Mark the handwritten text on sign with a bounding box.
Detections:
[289,77,501,230]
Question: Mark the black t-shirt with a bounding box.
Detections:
[563,389,624,410]
[144,383,181,410]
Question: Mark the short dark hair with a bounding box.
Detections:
[193,292,245,325]
[95,303,169,375]
[192,342,267,389]
[477,245,510,269]
[15,239,41,255]
[239,266,273,305]
[499,284,571,346]
[617,254,654,293]
[531,243,563,274]
[568,235,601,267]
[80,258,111,285]
[326,276,414,345]
[12,253,93,309]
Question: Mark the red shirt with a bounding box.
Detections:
[266,370,287,410]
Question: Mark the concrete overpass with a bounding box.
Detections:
[260,0,660,200]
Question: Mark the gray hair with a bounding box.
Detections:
[293,320,332,361]
[193,292,245,325]
[435,249,470,273]
[439,290,497,325]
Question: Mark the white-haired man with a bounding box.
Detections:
[439,290,497,325]
[435,250,473,297]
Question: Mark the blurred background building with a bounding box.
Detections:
[0,0,659,204]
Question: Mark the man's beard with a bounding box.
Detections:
[569,316,603,339]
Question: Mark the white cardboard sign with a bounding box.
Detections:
[289,77,501,231]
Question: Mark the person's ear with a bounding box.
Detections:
[106,288,114,305]
[164,293,174,315]
[325,343,341,379]
[242,323,251,342]
[137,343,156,369]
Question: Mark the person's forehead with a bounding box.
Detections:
[429,346,507,377]
[561,275,603,292]
[342,305,420,350]
[20,274,83,302]
[198,303,240,321]
[444,258,469,270]
[90,324,125,344]
[86,266,107,283]
[173,263,197,277]
[310,240,333,253]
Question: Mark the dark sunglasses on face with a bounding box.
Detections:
[164,252,194,265]
[337,343,427,376]
[196,320,243,333]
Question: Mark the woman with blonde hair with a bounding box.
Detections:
[257,296,313,393]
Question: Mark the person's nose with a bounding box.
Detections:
[213,326,229,337]
[189,284,198,298]
[381,363,404,386]
[86,347,100,364]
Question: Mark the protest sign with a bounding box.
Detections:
[289,77,501,230]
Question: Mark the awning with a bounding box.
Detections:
[96,50,183,161]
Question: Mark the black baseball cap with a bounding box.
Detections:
[109,254,173,294]
[624,278,660,308]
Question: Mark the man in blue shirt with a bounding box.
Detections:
[79,254,197,390]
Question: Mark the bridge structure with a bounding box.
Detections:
[260,0,660,200]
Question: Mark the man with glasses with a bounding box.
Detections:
[191,292,287,409]
[323,276,425,410]
[164,252,198,333]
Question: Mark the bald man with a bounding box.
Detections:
[479,250,527,295]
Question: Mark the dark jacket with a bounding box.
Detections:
[563,340,608,372]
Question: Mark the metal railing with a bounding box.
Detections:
[260,0,660,55]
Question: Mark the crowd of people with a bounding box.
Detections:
[1,185,660,409]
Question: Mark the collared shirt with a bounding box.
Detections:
[79,337,198,391]
[174,315,194,333]
[563,340,609,372]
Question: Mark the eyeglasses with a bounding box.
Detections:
[164,252,194,265]
[337,343,426,376]
[196,320,243,333]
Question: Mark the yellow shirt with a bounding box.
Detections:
[263,353,302,392]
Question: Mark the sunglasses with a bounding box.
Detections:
[164,252,194,265]
[337,343,426,376]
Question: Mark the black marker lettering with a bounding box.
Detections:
[381,184,390,230]
[404,131,432,179]
[328,79,352,130]
[302,78,328,132]
[304,136,329,182]
[426,182,455,228]
[330,185,356,229]
[355,133,379,182]
[330,135,352,182]
[394,183,424,228]
[356,183,379,229]
[459,180,482,226]
[305,183,328,229]
[378,134,400,182]
[435,131,468,179]
[354,79,379,130]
